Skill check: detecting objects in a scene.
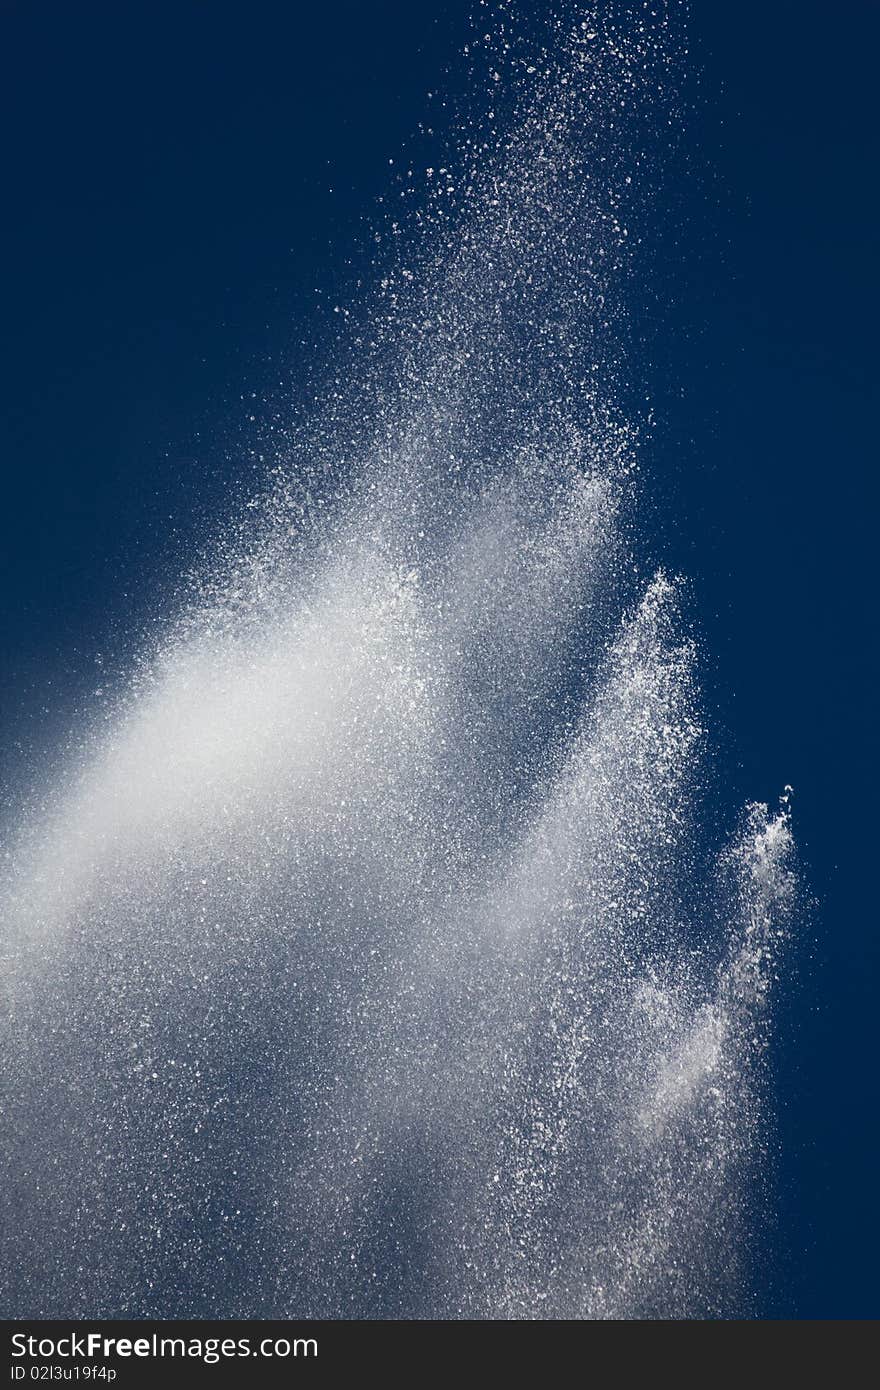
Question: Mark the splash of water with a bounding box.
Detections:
[1,4,796,1318]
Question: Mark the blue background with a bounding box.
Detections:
[1,2,875,1317]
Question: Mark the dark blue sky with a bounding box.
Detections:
[1,2,876,1317]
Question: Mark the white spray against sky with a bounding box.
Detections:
[1,2,797,1318]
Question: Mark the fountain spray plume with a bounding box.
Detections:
[1,2,797,1319]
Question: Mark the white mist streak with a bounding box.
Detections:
[1,4,796,1318]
